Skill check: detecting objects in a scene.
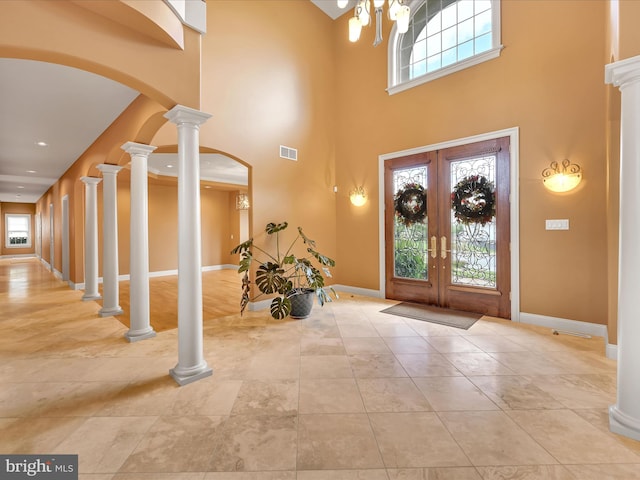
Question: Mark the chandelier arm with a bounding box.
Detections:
[373,7,383,46]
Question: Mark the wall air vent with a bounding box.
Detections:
[280,145,298,161]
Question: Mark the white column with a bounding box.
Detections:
[605,55,640,442]
[164,105,213,386]
[80,177,102,301]
[97,164,124,317]
[122,142,157,342]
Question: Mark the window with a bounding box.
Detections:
[5,214,31,248]
[388,0,502,94]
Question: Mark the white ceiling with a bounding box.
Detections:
[0,58,139,203]
[0,58,248,204]
[311,0,355,19]
[148,153,248,186]
[0,2,345,204]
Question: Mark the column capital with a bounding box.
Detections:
[164,105,212,126]
[606,55,640,88]
[121,142,157,156]
[80,176,102,186]
[97,164,124,175]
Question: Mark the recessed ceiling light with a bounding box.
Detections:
[17,186,24,189]
[35,141,48,147]
[166,164,174,168]
[26,170,37,174]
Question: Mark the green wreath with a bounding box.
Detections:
[451,175,496,226]
[394,182,427,227]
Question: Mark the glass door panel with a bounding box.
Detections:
[393,166,428,281]
[449,154,497,289]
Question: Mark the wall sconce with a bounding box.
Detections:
[542,159,582,193]
[350,186,367,206]
[236,193,250,210]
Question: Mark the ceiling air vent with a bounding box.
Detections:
[280,145,298,161]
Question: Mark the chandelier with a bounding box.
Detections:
[338,0,411,46]
[235,193,250,210]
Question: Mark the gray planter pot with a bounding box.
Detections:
[288,289,315,319]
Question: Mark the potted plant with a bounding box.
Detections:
[230,221,337,319]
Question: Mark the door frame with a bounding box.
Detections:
[378,127,521,322]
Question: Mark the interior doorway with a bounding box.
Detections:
[384,136,511,318]
[49,203,54,274]
[62,195,70,282]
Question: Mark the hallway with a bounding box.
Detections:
[1,258,639,479]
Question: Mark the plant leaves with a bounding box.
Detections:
[270,296,292,320]
[306,267,325,289]
[239,272,251,315]
[237,252,253,273]
[308,248,335,267]
[266,222,288,235]
[297,227,317,248]
[230,238,253,255]
[283,254,297,265]
[255,262,287,294]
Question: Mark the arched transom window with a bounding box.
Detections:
[388,0,502,94]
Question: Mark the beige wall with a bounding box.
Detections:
[0,202,36,256]
[152,0,338,271]
[334,0,608,325]
[606,1,621,345]
[618,0,640,60]
[201,188,234,267]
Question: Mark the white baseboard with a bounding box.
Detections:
[148,270,175,279]
[248,298,272,312]
[116,264,235,282]
[0,253,36,259]
[606,343,618,360]
[518,312,608,338]
[66,265,234,290]
[332,284,383,298]
[203,264,237,272]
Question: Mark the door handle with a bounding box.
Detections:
[427,235,437,259]
[441,236,451,259]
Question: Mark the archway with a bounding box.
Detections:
[111,146,252,331]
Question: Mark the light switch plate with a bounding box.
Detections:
[546,219,569,230]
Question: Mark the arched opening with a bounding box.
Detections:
[1,55,248,331]
[111,146,252,331]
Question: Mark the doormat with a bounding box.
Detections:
[380,302,482,330]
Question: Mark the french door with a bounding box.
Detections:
[384,137,510,318]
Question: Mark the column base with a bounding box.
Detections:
[169,363,213,386]
[99,306,124,317]
[124,328,156,343]
[609,405,640,441]
[82,293,102,301]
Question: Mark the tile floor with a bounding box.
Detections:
[1,258,640,479]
